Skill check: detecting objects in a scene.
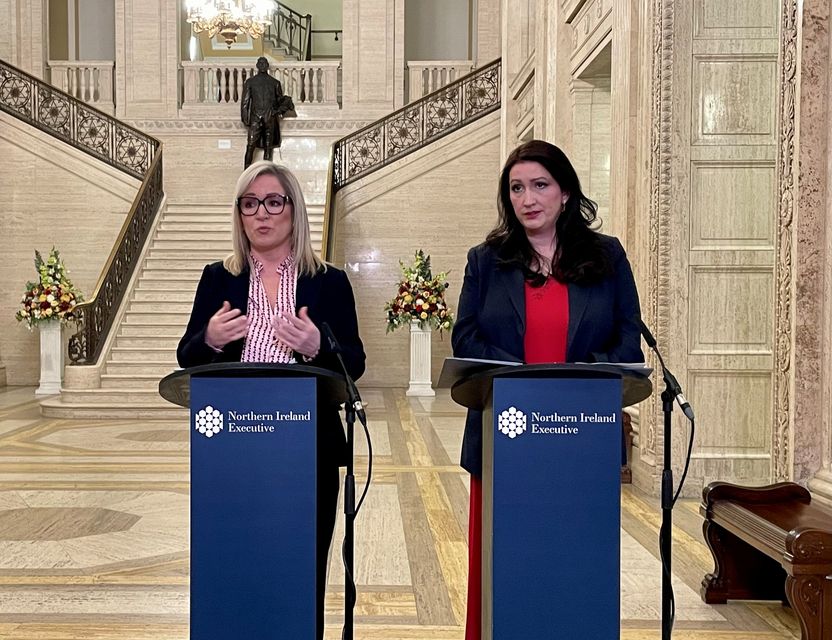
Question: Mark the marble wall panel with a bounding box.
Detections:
[689,161,776,249]
[689,267,774,353]
[694,0,779,40]
[0,112,138,386]
[688,370,773,457]
[692,56,778,144]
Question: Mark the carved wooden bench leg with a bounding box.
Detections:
[701,519,786,604]
[785,575,830,640]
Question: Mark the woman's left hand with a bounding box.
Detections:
[274,306,321,359]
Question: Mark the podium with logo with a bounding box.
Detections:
[160,362,347,640]
[440,360,652,639]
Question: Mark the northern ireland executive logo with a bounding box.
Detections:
[194,405,223,438]
[497,406,527,439]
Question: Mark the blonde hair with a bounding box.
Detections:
[223,160,325,277]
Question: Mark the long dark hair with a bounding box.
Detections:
[485,139,611,286]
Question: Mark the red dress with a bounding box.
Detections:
[465,276,569,639]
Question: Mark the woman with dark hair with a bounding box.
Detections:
[178,160,365,640]
[452,139,644,639]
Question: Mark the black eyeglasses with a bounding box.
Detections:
[236,194,292,216]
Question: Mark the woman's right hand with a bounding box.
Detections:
[205,301,248,350]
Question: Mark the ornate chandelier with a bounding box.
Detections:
[186,0,276,48]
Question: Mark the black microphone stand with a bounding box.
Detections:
[639,321,694,640]
[321,324,365,640]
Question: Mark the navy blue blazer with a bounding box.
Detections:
[177,260,366,467]
[451,234,644,476]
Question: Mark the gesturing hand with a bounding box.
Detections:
[205,301,248,350]
[274,306,321,358]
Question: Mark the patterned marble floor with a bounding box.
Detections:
[0,386,799,639]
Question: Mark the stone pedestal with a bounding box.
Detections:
[35,321,62,395]
[406,321,434,397]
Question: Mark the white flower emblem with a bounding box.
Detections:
[498,406,527,439]
[195,405,223,438]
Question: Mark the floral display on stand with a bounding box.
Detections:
[385,250,454,334]
[15,248,83,328]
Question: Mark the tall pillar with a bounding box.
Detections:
[341,0,405,118]
[799,1,832,500]
[114,0,179,120]
[2,0,47,77]
[474,0,501,65]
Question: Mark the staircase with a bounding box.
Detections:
[42,202,326,418]
[42,204,228,418]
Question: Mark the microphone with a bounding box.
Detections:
[321,322,366,423]
[639,320,694,421]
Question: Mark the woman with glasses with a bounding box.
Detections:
[178,160,365,639]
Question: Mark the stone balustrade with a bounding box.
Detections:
[47,60,115,114]
[406,60,474,102]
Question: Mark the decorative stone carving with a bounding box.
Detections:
[644,0,675,459]
[773,0,798,481]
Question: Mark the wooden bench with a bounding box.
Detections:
[700,481,832,640]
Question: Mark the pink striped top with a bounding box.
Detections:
[241,253,297,363]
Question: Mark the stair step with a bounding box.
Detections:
[147,248,229,259]
[138,270,206,281]
[123,311,190,325]
[128,301,194,314]
[153,233,231,244]
[132,289,198,302]
[40,393,188,419]
[106,362,178,376]
[158,222,231,232]
[100,373,169,389]
[159,211,231,226]
[119,323,188,337]
[113,336,182,349]
[109,347,179,362]
[144,258,216,270]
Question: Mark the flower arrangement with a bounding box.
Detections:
[15,248,83,329]
[385,250,454,334]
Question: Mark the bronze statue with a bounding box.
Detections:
[241,57,295,167]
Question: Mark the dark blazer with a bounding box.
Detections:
[451,234,644,476]
[177,260,366,468]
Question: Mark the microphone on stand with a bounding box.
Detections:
[638,320,694,422]
[321,322,366,424]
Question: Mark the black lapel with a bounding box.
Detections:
[567,282,590,356]
[495,265,525,334]
[228,265,250,314]
[295,270,321,315]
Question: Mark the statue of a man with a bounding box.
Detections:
[241,57,289,167]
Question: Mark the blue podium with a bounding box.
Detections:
[443,361,651,639]
[160,363,347,640]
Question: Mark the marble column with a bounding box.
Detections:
[3,0,47,78]
[802,1,832,501]
[474,0,501,65]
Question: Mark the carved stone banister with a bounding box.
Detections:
[0,56,163,366]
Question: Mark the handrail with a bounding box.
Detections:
[0,57,164,365]
[0,58,157,179]
[267,1,312,61]
[323,58,501,260]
